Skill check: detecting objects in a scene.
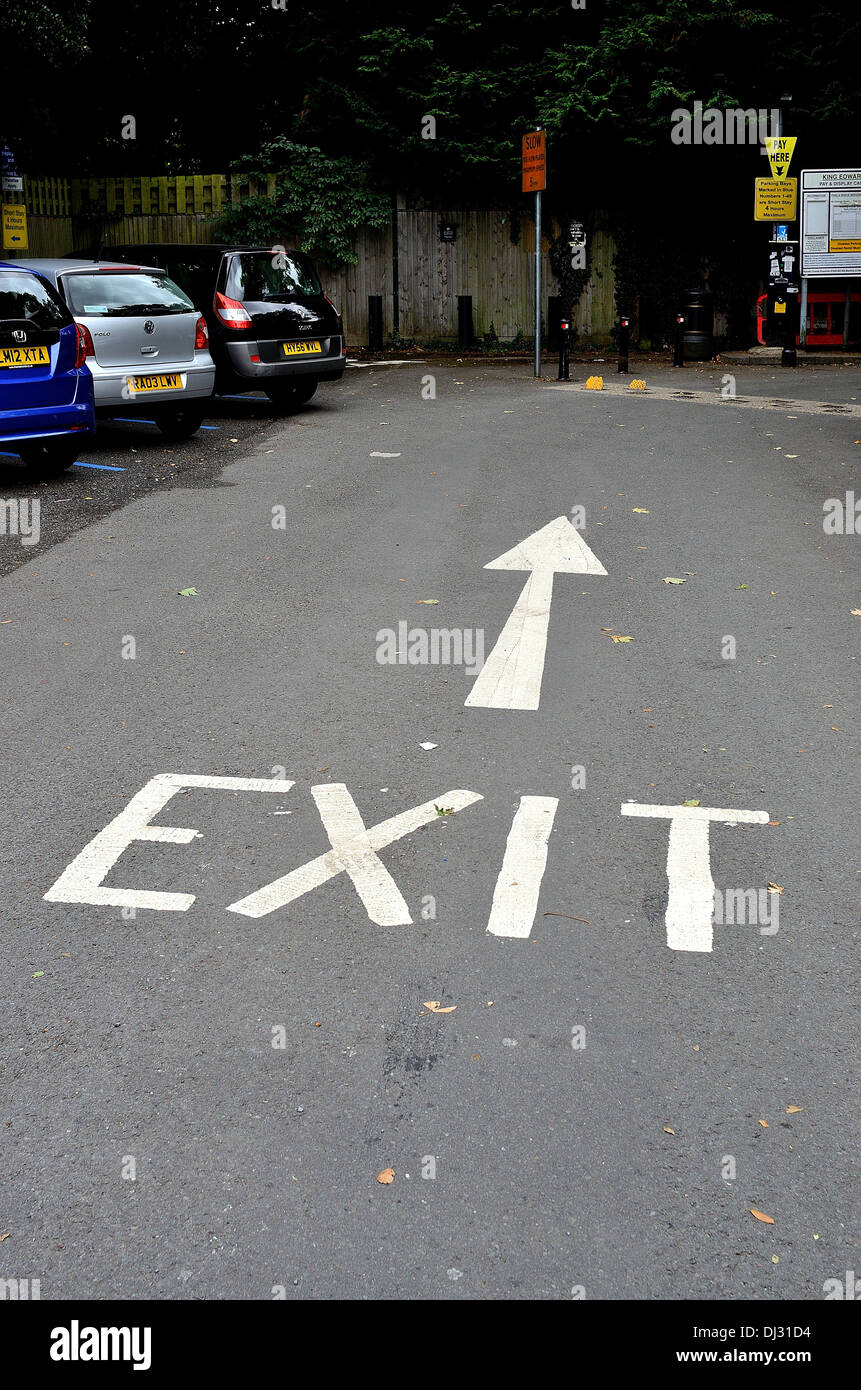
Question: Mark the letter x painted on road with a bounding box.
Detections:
[228,783,483,923]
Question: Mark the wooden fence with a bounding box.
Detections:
[15,175,617,343]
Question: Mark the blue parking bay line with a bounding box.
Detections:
[199,424,219,430]
[2,452,123,471]
[111,417,157,425]
[217,394,269,402]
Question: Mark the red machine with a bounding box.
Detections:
[757,291,861,346]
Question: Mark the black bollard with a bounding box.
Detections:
[618,315,630,373]
[557,317,570,380]
[673,313,686,367]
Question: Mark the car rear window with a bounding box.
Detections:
[0,270,72,330]
[226,252,322,301]
[61,271,195,317]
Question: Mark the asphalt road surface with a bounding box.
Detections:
[1,360,858,1300]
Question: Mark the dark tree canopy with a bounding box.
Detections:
[3,0,858,339]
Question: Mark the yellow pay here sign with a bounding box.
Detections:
[2,203,28,250]
[754,177,797,221]
[764,136,796,180]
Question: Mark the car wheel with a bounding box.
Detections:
[264,379,318,411]
[18,439,81,477]
[155,407,205,440]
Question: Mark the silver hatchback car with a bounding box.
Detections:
[16,259,215,438]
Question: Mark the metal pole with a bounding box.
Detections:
[843,286,851,347]
[534,189,542,377]
[799,277,808,348]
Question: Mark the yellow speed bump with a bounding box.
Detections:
[628,378,646,390]
[585,375,604,390]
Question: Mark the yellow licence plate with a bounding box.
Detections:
[0,345,50,367]
[130,373,183,392]
[282,340,321,357]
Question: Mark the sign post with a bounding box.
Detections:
[522,130,546,377]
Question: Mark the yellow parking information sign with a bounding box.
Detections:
[754,177,797,221]
[764,136,797,180]
[2,204,28,250]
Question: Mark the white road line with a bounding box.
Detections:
[465,515,607,710]
[486,796,559,938]
[545,381,861,417]
[227,786,483,922]
[621,802,770,951]
[44,774,295,912]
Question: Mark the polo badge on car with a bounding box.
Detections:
[144,320,155,334]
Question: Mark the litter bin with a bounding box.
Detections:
[681,289,714,361]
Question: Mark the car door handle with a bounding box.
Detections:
[140,346,158,355]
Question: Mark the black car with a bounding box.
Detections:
[90,244,346,409]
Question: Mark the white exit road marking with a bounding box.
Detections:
[621,802,770,951]
[465,516,607,711]
[227,785,483,923]
[44,774,295,912]
[486,796,559,938]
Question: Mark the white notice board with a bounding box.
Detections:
[801,169,861,277]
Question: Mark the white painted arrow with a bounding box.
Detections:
[465,516,607,710]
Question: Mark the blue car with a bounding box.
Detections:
[0,261,95,475]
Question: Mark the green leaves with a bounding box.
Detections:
[218,140,389,267]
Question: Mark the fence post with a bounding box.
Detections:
[368,295,383,352]
[457,295,473,349]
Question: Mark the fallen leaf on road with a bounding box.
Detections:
[609,634,632,643]
[178,587,198,596]
[663,1126,675,1135]
[683,798,700,807]
[632,507,650,513]
[423,1001,456,1013]
[750,1209,774,1224]
[664,577,686,584]
[33,971,44,978]
[768,820,781,826]
[377,1168,395,1184]
[417,599,439,604]
[419,741,438,750]
[759,1119,769,1128]
[0,1233,8,1242]
[786,1105,803,1113]
[852,610,861,617]
[736,583,748,589]
[767,883,783,894]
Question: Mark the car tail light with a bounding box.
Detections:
[75,323,94,367]
[214,292,252,331]
[194,316,209,349]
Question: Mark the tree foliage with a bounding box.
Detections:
[216,140,389,267]
[4,1,860,336]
